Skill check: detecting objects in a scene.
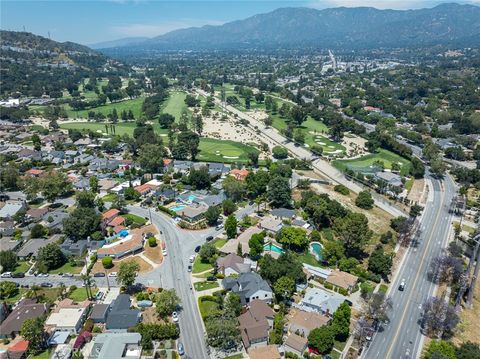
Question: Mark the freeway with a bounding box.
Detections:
[195,88,406,218]
[364,172,457,359]
[127,205,216,359]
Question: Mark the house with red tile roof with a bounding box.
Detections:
[230,168,250,181]
[134,183,159,196]
[25,168,45,177]
[101,208,120,230]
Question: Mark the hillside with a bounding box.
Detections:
[0,31,119,97]
[101,3,480,53]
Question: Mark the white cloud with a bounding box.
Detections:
[110,19,224,37]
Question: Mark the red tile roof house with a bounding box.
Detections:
[101,208,120,231]
[25,168,45,177]
[6,339,29,359]
[230,168,250,181]
[134,183,159,197]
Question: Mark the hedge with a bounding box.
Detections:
[102,257,113,269]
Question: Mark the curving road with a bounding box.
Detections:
[127,205,218,359]
[364,172,457,359]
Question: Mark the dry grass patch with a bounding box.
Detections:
[144,243,163,264]
[453,276,480,345]
[91,255,153,274]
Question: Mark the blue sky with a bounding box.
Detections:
[1,0,479,45]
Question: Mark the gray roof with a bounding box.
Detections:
[17,236,59,258]
[106,294,140,330]
[0,201,24,218]
[0,237,22,251]
[299,287,346,315]
[374,172,403,187]
[222,272,272,304]
[88,332,141,359]
[90,304,110,322]
[42,210,68,229]
[271,208,295,219]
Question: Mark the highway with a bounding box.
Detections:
[364,172,457,359]
[127,205,215,359]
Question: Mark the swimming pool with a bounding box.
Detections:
[310,242,323,260]
[171,205,186,212]
[264,243,285,254]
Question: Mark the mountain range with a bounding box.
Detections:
[98,3,480,53]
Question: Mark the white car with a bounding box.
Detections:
[398,279,406,291]
[189,254,196,263]
[38,273,49,277]
[162,249,167,256]
[0,272,12,278]
[172,311,179,323]
[108,272,118,277]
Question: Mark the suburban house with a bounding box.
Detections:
[26,207,49,221]
[298,287,346,316]
[90,304,110,324]
[287,309,330,336]
[105,294,141,331]
[374,171,404,190]
[216,253,251,276]
[25,168,45,177]
[0,299,49,338]
[230,168,250,181]
[134,183,159,197]
[325,270,359,294]
[220,226,264,257]
[284,333,308,357]
[17,235,60,260]
[177,204,208,223]
[87,332,142,359]
[248,345,281,359]
[222,272,273,305]
[0,236,22,252]
[97,229,144,259]
[0,220,15,236]
[101,208,120,230]
[6,340,30,359]
[0,200,26,219]
[238,300,274,350]
[45,299,91,334]
[60,239,101,257]
[98,179,117,195]
[259,217,283,234]
[271,208,295,220]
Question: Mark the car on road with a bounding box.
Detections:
[215,225,223,231]
[172,311,179,323]
[177,343,184,356]
[95,291,104,300]
[162,249,167,256]
[62,273,74,278]
[398,279,406,291]
[12,272,25,278]
[38,273,49,277]
[206,235,214,241]
[194,245,201,253]
[207,276,216,282]
[189,254,196,263]
[108,272,117,277]
[41,282,53,288]
[94,272,105,277]
[187,265,192,272]
[1,272,12,278]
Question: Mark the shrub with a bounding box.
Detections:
[334,184,350,195]
[93,326,102,333]
[102,256,113,269]
[338,288,349,296]
[83,319,94,332]
[272,146,289,159]
[158,205,176,217]
[324,282,334,290]
[355,190,374,209]
[148,237,157,247]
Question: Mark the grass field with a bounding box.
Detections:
[15,260,32,274]
[124,213,147,226]
[66,97,145,119]
[161,91,188,120]
[68,287,98,302]
[49,262,83,274]
[197,138,259,164]
[192,256,213,273]
[60,121,168,137]
[333,149,411,176]
[198,296,222,319]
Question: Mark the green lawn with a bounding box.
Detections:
[297,252,321,266]
[333,148,411,176]
[65,97,146,119]
[197,138,259,164]
[161,91,188,120]
[49,262,83,275]
[198,297,222,319]
[225,354,244,359]
[194,281,220,292]
[34,288,63,303]
[68,287,98,302]
[192,256,213,273]
[4,288,27,304]
[124,213,147,226]
[213,239,227,249]
[15,260,32,274]
[102,193,118,202]
[29,349,53,359]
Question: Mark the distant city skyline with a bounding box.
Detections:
[1,0,479,45]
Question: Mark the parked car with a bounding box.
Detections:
[12,272,25,278]
[95,291,104,300]
[62,273,74,278]
[194,245,201,253]
[187,265,192,272]
[215,225,223,231]
[108,272,117,277]
[172,311,179,323]
[206,276,216,282]
[162,249,167,256]
[189,254,196,263]
[1,272,12,278]
[206,236,214,241]
[38,273,49,277]
[177,343,184,356]
[41,282,53,288]
[94,272,106,277]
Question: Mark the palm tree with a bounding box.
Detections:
[27,285,41,300]
[58,283,67,300]
[81,274,95,300]
[71,351,84,359]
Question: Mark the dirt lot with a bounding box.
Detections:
[144,242,163,264]
[407,179,426,204]
[453,276,480,345]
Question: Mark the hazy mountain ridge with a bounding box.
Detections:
[99,3,480,53]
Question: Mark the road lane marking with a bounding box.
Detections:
[385,184,445,358]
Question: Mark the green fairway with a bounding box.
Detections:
[197,138,259,164]
[333,149,411,176]
[160,91,188,120]
[60,121,168,137]
[66,97,145,119]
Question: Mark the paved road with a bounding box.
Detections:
[196,88,407,218]
[365,172,457,359]
[127,205,218,359]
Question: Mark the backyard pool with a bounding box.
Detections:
[171,205,186,212]
[264,243,285,254]
[310,242,323,260]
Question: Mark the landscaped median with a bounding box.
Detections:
[193,281,219,292]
